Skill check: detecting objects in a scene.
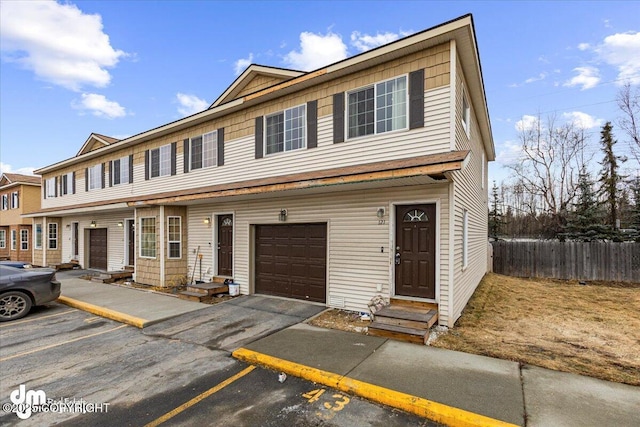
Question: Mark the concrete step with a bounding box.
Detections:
[368,322,427,345]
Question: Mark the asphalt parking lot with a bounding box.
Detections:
[0,303,439,426]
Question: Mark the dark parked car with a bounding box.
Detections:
[0,260,33,269]
[0,265,61,321]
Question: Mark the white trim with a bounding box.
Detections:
[462,208,469,271]
[132,211,137,282]
[461,88,471,138]
[448,182,455,325]
[0,229,6,249]
[139,216,157,259]
[264,103,307,156]
[20,229,29,251]
[167,216,182,259]
[449,39,457,152]
[124,218,134,265]
[71,222,79,259]
[390,199,441,303]
[160,206,165,286]
[43,217,47,267]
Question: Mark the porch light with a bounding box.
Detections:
[376,207,385,219]
[117,221,123,227]
[203,217,211,226]
[90,220,97,228]
[279,209,288,222]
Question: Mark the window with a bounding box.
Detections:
[48,223,58,250]
[151,145,172,178]
[1,194,7,210]
[190,131,217,170]
[11,192,19,209]
[140,217,156,258]
[347,75,407,139]
[0,230,5,248]
[35,224,42,249]
[462,92,471,136]
[20,229,28,250]
[462,209,468,270]
[88,164,102,190]
[113,156,130,185]
[167,216,181,259]
[61,172,74,195]
[266,105,306,155]
[11,230,17,250]
[46,177,56,198]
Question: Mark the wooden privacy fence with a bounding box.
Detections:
[492,241,640,283]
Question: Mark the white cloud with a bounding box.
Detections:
[234,53,253,76]
[0,1,126,91]
[283,31,347,71]
[562,111,603,129]
[577,43,591,51]
[524,72,548,84]
[515,115,539,132]
[350,31,400,52]
[72,93,126,118]
[176,93,208,116]
[563,66,600,90]
[495,140,524,166]
[596,32,640,84]
[0,163,36,176]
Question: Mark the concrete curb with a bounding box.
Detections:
[232,347,519,427]
[57,296,147,328]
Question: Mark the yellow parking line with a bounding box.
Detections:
[0,324,127,362]
[0,309,76,328]
[144,365,256,427]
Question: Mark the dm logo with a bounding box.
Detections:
[10,384,46,420]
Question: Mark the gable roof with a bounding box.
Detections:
[210,65,304,108]
[36,14,494,173]
[76,133,120,156]
[0,173,41,189]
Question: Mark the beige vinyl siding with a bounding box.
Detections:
[40,85,451,210]
[185,183,451,323]
[450,55,488,325]
[235,74,292,98]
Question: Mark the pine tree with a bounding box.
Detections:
[563,168,608,241]
[597,122,625,237]
[488,181,504,240]
[629,176,640,242]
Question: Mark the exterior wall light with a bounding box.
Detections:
[204,217,211,225]
[90,220,97,228]
[279,209,288,222]
[117,221,123,227]
[377,207,385,218]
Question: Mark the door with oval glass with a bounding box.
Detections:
[217,214,233,277]
[395,204,436,299]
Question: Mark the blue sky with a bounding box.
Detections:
[1,1,639,184]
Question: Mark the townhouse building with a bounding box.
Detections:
[31,15,493,327]
[0,173,41,263]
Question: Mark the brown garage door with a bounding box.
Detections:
[89,228,108,270]
[255,223,326,303]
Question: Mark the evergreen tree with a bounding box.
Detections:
[488,181,504,240]
[597,122,625,233]
[629,176,640,242]
[563,168,608,241]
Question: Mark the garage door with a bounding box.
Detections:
[89,228,108,270]
[255,223,326,303]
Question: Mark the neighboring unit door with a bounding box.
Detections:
[72,222,79,259]
[395,204,436,299]
[255,223,326,303]
[127,220,135,266]
[89,228,108,270]
[217,215,233,276]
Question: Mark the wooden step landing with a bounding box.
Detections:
[186,282,229,296]
[368,301,438,345]
[178,291,207,302]
[91,270,133,283]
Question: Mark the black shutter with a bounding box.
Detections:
[101,163,105,188]
[85,168,89,191]
[109,161,114,187]
[183,139,190,173]
[144,150,150,180]
[72,172,76,194]
[333,93,345,143]
[409,69,425,130]
[128,155,133,183]
[43,180,47,199]
[54,176,58,197]
[307,100,318,149]
[217,128,225,166]
[255,117,264,159]
[170,142,177,175]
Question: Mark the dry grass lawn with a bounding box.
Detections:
[431,273,640,386]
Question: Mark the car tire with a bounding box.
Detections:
[0,291,33,322]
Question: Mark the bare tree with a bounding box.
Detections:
[507,114,592,235]
[617,82,640,164]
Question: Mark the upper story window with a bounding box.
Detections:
[88,164,102,190]
[112,155,131,185]
[190,131,217,171]
[11,192,19,209]
[151,144,171,178]
[266,104,306,155]
[462,91,471,136]
[46,177,56,198]
[1,194,7,210]
[61,172,75,196]
[347,75,407,139]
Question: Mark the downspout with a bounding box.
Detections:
[159,205,165,287]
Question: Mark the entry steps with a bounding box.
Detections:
[90,270,133,283]
[367,299,438,345]
[178,277,229,302]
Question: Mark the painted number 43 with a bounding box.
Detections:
[302,388,350,411]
